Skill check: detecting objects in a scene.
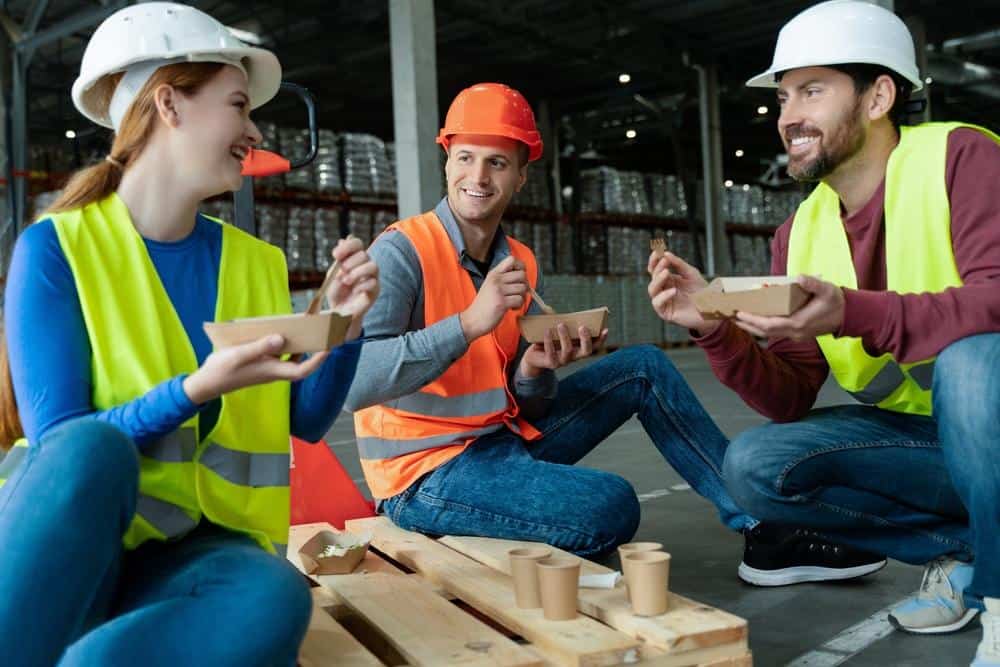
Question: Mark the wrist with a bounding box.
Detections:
[518,356,543,378]
[459,309,484,343]
[182,372,212,405]
[692,319,721,338]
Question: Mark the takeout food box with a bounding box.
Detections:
[692,276,809,319]
[203,310,352,355]
[297,528,371,575]
[518,307,610,344]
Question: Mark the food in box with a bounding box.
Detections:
[692,276,810,319]
[518,307,610,344]
[297,529,372,575]
[203,310,352,355]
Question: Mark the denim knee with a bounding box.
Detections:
[581,473,640,556]
[236,556,312,661]
[933,334,1000,436]
[723,427,778,520]
[42,419,139,510]
[613,344,679,379]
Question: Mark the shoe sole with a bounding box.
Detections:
[738,560,887,587]
[887,608,980,635]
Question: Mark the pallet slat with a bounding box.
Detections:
[438,535,748,656]
[347,517,642,667]
[326,571,542,666]
[298,589,385,667]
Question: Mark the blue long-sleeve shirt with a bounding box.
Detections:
[5,213,360,449]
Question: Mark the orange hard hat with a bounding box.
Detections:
[437,83,543,162]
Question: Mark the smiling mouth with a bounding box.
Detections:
[461,187,494,200]
[787,135,820,154]
[230,146,249,163]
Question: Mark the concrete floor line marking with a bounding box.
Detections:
[637,489,671,502]
[785,598,905,667]
[669,483,691,491]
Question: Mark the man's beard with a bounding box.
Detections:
[788,98,867,182]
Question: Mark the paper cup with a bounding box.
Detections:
[509,547,551,609]
[624,551,671,616]
[537,556,580,620]
[618,542,663,600]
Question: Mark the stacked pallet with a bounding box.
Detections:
[290,518,752,667]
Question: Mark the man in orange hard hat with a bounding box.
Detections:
[343,83,877,577]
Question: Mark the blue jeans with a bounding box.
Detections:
[382,345,755,558]
[0,419,311,667]
[724,333,1000,602]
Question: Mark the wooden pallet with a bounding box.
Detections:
[289,518,752,667]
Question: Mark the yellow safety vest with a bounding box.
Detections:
[0,193,292,553]
[787,122,999,416]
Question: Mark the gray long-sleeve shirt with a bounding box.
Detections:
[344,198,557,420]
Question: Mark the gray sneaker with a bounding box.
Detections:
[972,598,1000,667]
[888,557,979,634]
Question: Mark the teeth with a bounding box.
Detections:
[790,136,818,147]
[464,189,490,198]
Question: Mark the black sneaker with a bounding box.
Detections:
[739,523,887,587]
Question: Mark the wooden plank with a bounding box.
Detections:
[325,571,542,667]
[298,589,385,667]
[347,517,641,667]
[439,535,748,655]
[638,646,752,667]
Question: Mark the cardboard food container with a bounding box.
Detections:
[203,310,352,355]
[297,529,372,575]
[518,307,610,344]
[692,276,810,319]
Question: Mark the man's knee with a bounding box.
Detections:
[614,344,679,377]
[934,334,1000,433]
[571,473,640,557]
[723,426,781,519]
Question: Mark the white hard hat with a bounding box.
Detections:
[71,2,281,129]
[746,0,922,92]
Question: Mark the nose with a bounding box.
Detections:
[777,98,801,137]
[471,158,490,185]
[246,118,263,146]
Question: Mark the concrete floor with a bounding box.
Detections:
[325,346,980,666]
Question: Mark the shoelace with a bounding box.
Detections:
[917,558,954,601]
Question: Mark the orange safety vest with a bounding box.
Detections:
[354,211,542,499]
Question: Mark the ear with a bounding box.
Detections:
[515,164,528,192]
[867,74,896,122]
[152,84,181,128]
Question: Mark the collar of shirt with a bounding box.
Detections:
[434,197,511,278]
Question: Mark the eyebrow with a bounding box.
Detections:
[456,150,511,161]
[777,79,824,96]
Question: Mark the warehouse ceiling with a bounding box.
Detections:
[6,0,1000,185]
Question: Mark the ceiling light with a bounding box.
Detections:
[65,130,76,139]
[619,73,631,84]
[742,184,751,192]
[757,106,769,115]
[625,129,637,139]
[724,180,734,188]
[735,149,745,157]
[925,76,933,84]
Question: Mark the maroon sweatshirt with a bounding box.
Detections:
[695,128,1000,422]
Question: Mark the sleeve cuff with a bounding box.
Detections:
[166,375,201,420]
[839,289,886,339]
[433,314,470,364]
[514,368,558,400]
[691,320,753,364]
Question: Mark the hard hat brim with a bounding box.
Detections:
[436,128,543,162]
[745,61,923,92]
[72,45,282,129]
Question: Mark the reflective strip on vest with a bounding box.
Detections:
[199,442,290,488]
[389,387,509,418]
[357,423,503,459]
[143,429,198,463]
[136,494,198,538]
[0,444,28,480]
[848,360,906,405]
[908,361,936,391]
